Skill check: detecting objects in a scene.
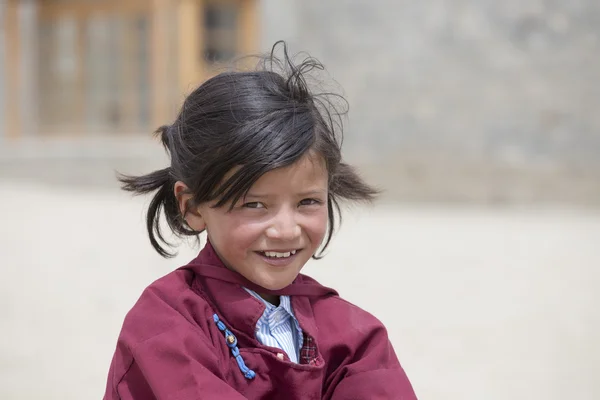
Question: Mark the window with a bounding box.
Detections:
[202,1,240,63]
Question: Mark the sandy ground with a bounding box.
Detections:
[0,181,599,400]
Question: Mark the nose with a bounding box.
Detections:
[266,208,301,241]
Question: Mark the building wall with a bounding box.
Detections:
[0,2,5,140]
[260,1,600,164]
[257,0,600,203]
[1,0,598,204]
[1,0,258,138]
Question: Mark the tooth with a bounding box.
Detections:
[263,251,296,258]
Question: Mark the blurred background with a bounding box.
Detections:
[0,0,599,399]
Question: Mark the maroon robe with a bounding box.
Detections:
[104,243,417,399]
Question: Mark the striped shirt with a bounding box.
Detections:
[244,288,304,363]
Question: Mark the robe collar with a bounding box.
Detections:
[179,241,337,342]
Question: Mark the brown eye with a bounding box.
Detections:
[243,202,265,209]
[299,198,321,206]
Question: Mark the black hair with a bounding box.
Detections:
[118,41,378,258]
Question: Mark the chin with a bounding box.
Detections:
[256,275,297,291]
[259,281,292,291]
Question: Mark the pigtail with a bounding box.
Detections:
[117,125,190,258]
[330,162,380,202]
[314,164,380,259]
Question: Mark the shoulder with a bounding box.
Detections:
[316,295,387,334]
[119,268,213,347]
[105,270,223,398]
[298,274,388,336]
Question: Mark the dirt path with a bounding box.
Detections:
[1,182,598,399]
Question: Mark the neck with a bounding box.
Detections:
[259,293,280,306]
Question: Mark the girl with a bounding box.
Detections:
[104,43,417,400]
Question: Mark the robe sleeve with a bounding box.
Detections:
[328,367,416,400]
[104,326,248,400]
[103,285,249,400]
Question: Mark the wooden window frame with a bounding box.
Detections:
[177,0,258,96]
[2,0,258,138]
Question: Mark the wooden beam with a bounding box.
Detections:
[239,0,258,59]
[178,0,202,96]
[38,1,148,20]
[73,18,85,136]
[4,0,21,139]
[120,17,137,132]
[151,0,170,128]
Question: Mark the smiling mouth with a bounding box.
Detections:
[257,250,299,259]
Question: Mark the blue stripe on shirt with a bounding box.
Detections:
[244,288,304,363]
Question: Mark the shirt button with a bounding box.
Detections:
[277,353,285,360]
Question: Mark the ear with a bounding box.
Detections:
[174,181,206,232]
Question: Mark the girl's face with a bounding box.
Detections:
[182,153,329,294]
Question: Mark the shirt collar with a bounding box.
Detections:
[244,288,298,330]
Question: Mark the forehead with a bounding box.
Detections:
[250,153,327,191]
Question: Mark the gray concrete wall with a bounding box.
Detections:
[259,0,600,204]
[0,2,5,140]
[261,0,600,162]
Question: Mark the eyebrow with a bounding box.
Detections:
[245,189,327,199]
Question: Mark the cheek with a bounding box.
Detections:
[219,217,266,249]
[304,208,329,243]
